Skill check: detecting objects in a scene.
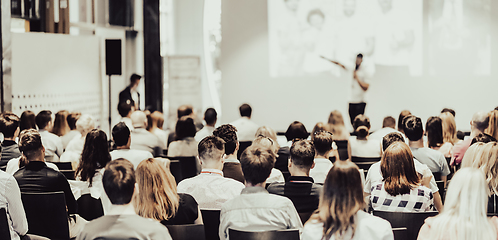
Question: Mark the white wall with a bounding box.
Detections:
[220,0,498,133]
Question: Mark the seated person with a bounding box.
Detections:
[177,136,245,210]
[310,131,334,184]
[0,168,28,240]
[267,140,323,213]
[276,121,309,172]
[251,136,285,183]
[349,115,382,158]
[370,142,433,212]
[404,116,450,185]
[110,122,153,169]
[35,110,64,161]
[117,102,135,132]
[426,116,453,158]
[148,111,168,150]
[76,159,171,240]
[0,112,21,166]
[61,112,82,150]
[213,124,245,183]
[301,162,393,240]
[130,111,161,157]
[369,116,402,140]
[230,103,259,142]
[219,145,302,240]
[195,108,218,142]
[167,116,198,157]
[60,114,95,165]
[134,158,202,225]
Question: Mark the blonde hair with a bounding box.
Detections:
[461,142,498,196]
[252,135,279,158]
[439,112,459,144]
[150,111,165,129]
[427,168,496,240]
[134,158,180,221]
[485,110,498,140]
[76,114,96,136]
[327,110,349,140]
[255,126,280,149]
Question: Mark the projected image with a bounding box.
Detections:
[268,0,423,77]
[427,0,491,75]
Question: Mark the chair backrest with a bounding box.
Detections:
[168,157,198,182]
[60,170,75,180]
[432,172,442,181]
[0,208,11,239]
[373,210,438,240]
[21,191,70,240]
[77,194,104,221]
[351,157,381,170]
[275,152,289,173]
[392,227,408,240]
[169,160,182,184]
[298,212,314,225]
[334,140,349,160]
[237,141,253,160]
[166,224,206,240]
[228,228,300,240]
[328,156,336,163]
[52,162,73,170]
[201,209,221,240]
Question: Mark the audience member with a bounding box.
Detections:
[404,116,450,185]
[439,112,459,145]
[130,111,161,156]
[310,122,328,141]
[134,158,202,226]
[485,110,498,140]
[148,111,168,150]
[417,168,498,240]
[167,105,195,146]
[397,110,411,134]
[310,131,334,184]
[177,136,244,209]
[255,126,280,150]
[370,142,433,212]
[35,110,63,161]
[213,124,245,183]
[301,162,393,240]
[364,132,444,211]
[118,102,135,131]
[61,114,95,165]
[349,115,382,158]
[281,121,309,156]
[451,111,493,166]
[110,122,153,169]
[441,108,456,117]
[74,129,112,214]
[219,145,302,240]
[61,112,82,150]
[195,108,218,142]
[19,110,36,132]
[51,110,70,137]
[230,103,259,142]
[251,136,285,183]
[267,140,323,213]
[370,116,401,140]
[327,110,350,140]
[0,112,21,166]
[426,116,453,158]
[76,159,172,240]
[167,116,198,157]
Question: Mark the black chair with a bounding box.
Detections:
[281,171,291,182]
[373,210,438,240]
[351,157,381,170]
[169,160,182,184]
[228,228,299,240]
[328,156,336,163]
[52,162,72,170]
[392,227,409,240]
[0,208,11,239]
[298,211,314,224]
[201,209,221,240]
[77,194,104,221]
[167,224,206,240]
[334,140,349,160]
[0,165,7,172]
[168,157,199,182]
[60,170,75,180]
[237,141,252,160]
[275,152,289,173]
[21,191,70,240]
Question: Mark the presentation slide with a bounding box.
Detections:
[268,0,491,77]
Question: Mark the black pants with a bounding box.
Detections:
[349,102,366,125]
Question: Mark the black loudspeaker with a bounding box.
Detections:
[108,0,134,27]
[105,39,122,76]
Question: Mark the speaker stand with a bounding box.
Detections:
[108,74,112,134]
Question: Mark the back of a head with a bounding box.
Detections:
[327,110,345,126]
[311,122,328,141]
[426,116,443,148]
[118,102,134,118]
[20,111,36,132]
[313,131,334,156]
[317,161,364,239]
[198,136,225,162]
[79,129,111,184]
[130,73,142,85]
[175,116,197,140]
[382,132,405,151]
[472,111,490,132]
[76,114,96,136]
[285,121,309,141]
[150,111,165,129]
[239,104,252,118]
[255,126,279,147]
[131,111,147,128]
[35,110,52,130]
[18,129,43,160]
[177,105,193,118]
[252,136,279,157]
[461,142,498,195]
[204,108,217,126]
[381,142,419,196]
[103,159,136,205]
[67,112,81,130]
[213,124,238,155]
[0,112,20,138]
[52,110,70,136]
[441,108,456,117]
[352,114,370,138]
[290,140,315,169]
[240,145,275,185]
[486,110,498,140]
[440,112,458,144]
[382,116,396,129]
[397,110,411,132]
[112,122,131,147]
[403,116,423,141]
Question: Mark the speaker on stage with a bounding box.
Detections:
[105,39,122,76]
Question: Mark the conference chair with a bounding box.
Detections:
[77,194,104,221]
[351,156,381,170]
[373,210,438,240]
[52,162,72,170]
[168,156,199,182]
[169,160,182,184]
[21,191,70,240]
[201,209,221,240]
[334,140,349,160]
[328,156,336,163]
[166,224,206,240]
[228,228,299,240]
[298,211,314,224]
[392,227,409,240]
[237,141,253,160]
[0,208,11,239]
[275,152,290,173]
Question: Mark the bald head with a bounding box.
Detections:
[131,111,147,128]
[472,111,490,132]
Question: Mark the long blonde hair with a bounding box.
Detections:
[485,110,498,140]
[134,158,180,221]
[461,142,498,196]
[427,168,496,240]
[440,112,459,144]
[327,110,349,140]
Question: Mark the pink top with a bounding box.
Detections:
[450,138,471,166]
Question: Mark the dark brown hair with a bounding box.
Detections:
[381,142,420,196]
[76,130,111,186]
[353,114,370,138]
[20,110,36,132]
[103,159,136,205]
[240,145,275,185]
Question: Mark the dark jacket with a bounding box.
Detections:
[0,140,21,167]
[119,86,140,110]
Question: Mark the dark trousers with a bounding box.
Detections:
[349,102,366,125]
